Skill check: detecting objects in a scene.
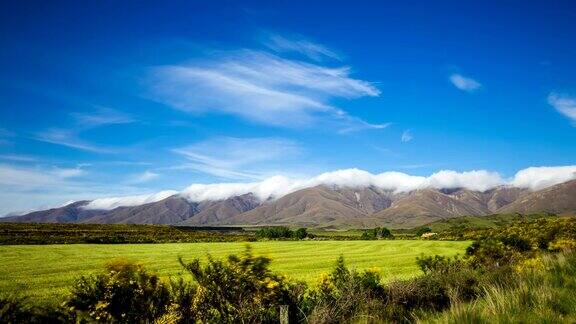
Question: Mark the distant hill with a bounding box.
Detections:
[421,213,557,233]
[2,180,575,229]
[497,179,576,215]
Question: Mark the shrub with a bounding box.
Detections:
[309,256,386,323]
[360,227,394,240]
[465,239,523,268]
[66,259,171,323]
[423,252,576,323]
[0,296,71,323]
[177,246,306,323]
[548,238,576,252]
[254,226,309,240]
[501,234,532,252]
[293,228,308,240]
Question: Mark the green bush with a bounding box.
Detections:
[255,226,309,240]
[175,246,306,323]
[360,227,394,240]
[66,259,172,323]
[423,252,576,323]
[293,228,308,240]
[0,297,65,323]
[309,256,386,323]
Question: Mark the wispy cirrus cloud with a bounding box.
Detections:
[147,46,385,132]
[35,107,133,153]
[548,93,576,125]
[0,127,15,146]
[35,129,112,153]
[263,33,342,61]
[0,162,164,216]
[401,129,413,142]
[0,163,83,187]
[129,170,159,184]
[172,137,302,180]
[71,107,135,127]
[0,154,38,162]
[449,73,482,92]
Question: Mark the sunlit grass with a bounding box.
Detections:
[0,240,469,306]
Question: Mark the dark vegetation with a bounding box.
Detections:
[0,224,327,245]
[423,212,556,235]
[3,216,576,323]
[0,223,253,245]
[360,226,393,240]
[255,226,311,240]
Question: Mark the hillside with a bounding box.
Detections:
[421,213,557,233]
[497,179,576,214]
[2,180,575,229]
[226,186,394,228]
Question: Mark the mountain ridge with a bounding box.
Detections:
[2,180,575,229]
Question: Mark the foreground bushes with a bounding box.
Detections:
[424,253,576,323]
[3,250,576,323]
[66,259,172,323]
[4,217,576,323]
[173,247,306,323]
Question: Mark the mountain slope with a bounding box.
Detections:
[1,194,261,225]
[81,196,198,224]
[0,201,98,223]
[181,193,260,225]
[2,180,574,228]
[497,180,576,215]
[373,189,491,228]
[225,186,394,228]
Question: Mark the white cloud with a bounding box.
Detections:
[130,171,159,183]
[34,107,131,153]
[84,190,178,210]
[0,163,157,216]
[401,129,413,142]
[0,164,83,186]
[0,154,38,162]
[548,93,576,124]
[85,168,510,210]
[0,164,63,187]
[51,167,84,178]
[449,73,482,92]
[147,49,384,131]
[71,107,134,127]
[263,34,341,61]
[10,162,576,212]
[172,137,302,180]
[425,170,503,192]
[35,129,112,153]
[510,166,576,190]
[0,128,14,146]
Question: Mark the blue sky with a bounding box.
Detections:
[1,1,576,214]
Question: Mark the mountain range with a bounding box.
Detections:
[2,179,575,229]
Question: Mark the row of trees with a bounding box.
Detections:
[360,227,393,240]
[255,226,310,240]
[0,223,251,245]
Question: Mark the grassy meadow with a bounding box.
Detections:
[0,240,469,305]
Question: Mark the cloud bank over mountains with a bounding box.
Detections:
[84,165,576,210]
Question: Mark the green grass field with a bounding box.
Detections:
[0,240,469,305]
